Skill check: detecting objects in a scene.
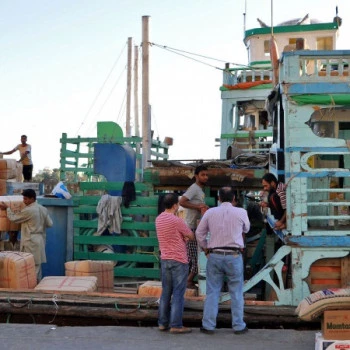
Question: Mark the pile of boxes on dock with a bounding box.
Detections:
[296,288,350,349]
[0,251,115,293]
[297,288,350,349]
[35,260,115,293]
[315,310,350,349]
[0,158,42,196]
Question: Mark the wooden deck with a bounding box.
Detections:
[0,288,304,326]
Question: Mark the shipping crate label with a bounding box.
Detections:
[323,310,350,341]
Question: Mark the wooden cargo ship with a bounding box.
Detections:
[0,9,349,326]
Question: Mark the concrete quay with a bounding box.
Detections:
[0,324,317,350]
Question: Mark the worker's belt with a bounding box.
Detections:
[208,247,242,255]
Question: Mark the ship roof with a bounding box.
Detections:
[245,21,339,40]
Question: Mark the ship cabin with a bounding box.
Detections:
[220,14,341,162]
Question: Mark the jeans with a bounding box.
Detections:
[202,253,246,331]
[158,260,189,328]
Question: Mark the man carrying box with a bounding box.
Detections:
[0,189,53,282]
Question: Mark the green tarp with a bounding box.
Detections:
[290,94,350,105]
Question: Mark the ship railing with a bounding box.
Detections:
[285,148,350,235]
[223,67,272,86]
[306,188,350,231]
[280,50,350,83]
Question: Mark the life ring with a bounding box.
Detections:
[269,36,279,86]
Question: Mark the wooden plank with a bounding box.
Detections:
[73,206,158,216]
[312,258,341,266]
[0,303,302,325]
[79,182,152,192]
[74,236,158,246]
[74,252,159,263]
[76,195,159,206]
[73,220,155,231]
[114,267,160,279]
[340,255,350,287]
[310,271,341,279]
[310,282,341,292]
[143,167,265,188]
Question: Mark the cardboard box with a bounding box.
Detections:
[315,331,350,350]
[0,159,22,181]
[0,196,25,231]
[0,251,37,289]
[0,180,6,196]
[323,310,350,341]
[138,280,198,297]
[35,276,98,293]
[65,260,114,293]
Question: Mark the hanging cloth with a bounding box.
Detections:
[96,194,123,236]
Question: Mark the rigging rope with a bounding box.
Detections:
[75,42,127,136]
[150,42,251,69]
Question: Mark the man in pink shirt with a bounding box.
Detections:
[155,193,195,334]
[196,187,250,335]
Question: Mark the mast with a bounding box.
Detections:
[134,45,141,181]
[142,16,151,173]
[134,45,140,137]
[126,37,132,138]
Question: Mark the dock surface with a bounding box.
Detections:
[0,324,317,349]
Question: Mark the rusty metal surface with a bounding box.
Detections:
[144,167,266,189]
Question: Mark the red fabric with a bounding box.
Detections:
[223,80,272,90]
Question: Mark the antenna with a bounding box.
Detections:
[270,0,274,36]
[334,5,342,27]
[243,0,247,37]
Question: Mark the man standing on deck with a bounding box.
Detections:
[0,135,33,182]
[155,193,195,334]
[260,173,287,230]
[179,165,209,288]
[196,187,250,335]
[0,189,53,282]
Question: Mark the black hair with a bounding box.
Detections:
[194,165,208,175]
[22,189,36,200]
[162,193,179,209]
[219,186,234,203]
[262,173,278,185]
[21,135,27,138]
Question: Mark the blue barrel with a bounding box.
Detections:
[37,197,74,277]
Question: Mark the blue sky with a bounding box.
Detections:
[1,0,349,173]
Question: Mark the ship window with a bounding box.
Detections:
[264,40,270,57]
[317,37,333,50]
[310,121,334,138]
[307,107,350,139]
[339,122,350,131]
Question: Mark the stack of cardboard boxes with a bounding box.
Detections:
[315,310,350,349]
[0,159,23,195]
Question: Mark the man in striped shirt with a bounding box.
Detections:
[179,165,209,289]
[196,187,250,335]
[155,193,195,334]
[261,173,287,230]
